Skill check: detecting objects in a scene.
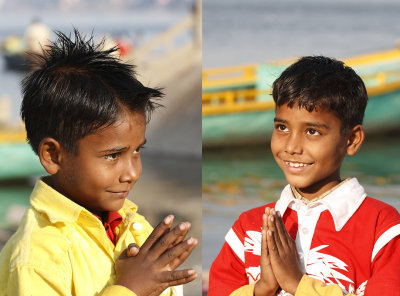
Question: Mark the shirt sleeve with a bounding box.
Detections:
[102,285,137,296]
[296,236,400,296]
[5,265,71,296]
[209,241,250,296]
[101,285,179,296]
[295,275,356,296]
[229,282,256,296]
[364,236,400,295]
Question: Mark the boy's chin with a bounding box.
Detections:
[96,199,126,213]
[285,175,313,189]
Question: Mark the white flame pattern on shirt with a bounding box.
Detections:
[306,245,354,292]
[242,233,367,295]
[244,231,261,256]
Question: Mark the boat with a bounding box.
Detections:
[1,35,31,72]
[202,48,400,147]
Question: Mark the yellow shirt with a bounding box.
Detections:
[0,178,179,296]
[229,276,357,296]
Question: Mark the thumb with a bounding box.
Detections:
[127,243,140,257]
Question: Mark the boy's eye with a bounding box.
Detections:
[306,128,320,136]
[275,124,288,132]
[105,153,120,160]
[133,145,146,154]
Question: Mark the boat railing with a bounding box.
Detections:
[202,64,257,92]
[203,68,400,116]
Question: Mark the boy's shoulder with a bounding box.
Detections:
[357,196,400,229]
[0,206,71,273]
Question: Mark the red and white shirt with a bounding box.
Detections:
[209,178,400,295]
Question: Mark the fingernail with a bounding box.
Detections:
[270,216,274,222]
[179,223,186,231]
[188,269,195,275]
[130,246,138,252]
[271,209,275,215]
[164,215,173,224]
[187,237,194,245]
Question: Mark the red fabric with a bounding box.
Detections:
[92,211,123,245]
[209,197,400,295]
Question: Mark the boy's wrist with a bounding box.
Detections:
[254,280,277,296]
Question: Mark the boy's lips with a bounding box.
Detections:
[107,189,131,198]
[284,161,313,168]
[282,160,314,173]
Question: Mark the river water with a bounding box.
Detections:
[202,0,400,273]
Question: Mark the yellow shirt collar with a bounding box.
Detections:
[30,177,138,224]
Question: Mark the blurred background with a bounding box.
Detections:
[0,0,201,295]
[202,0,400,293]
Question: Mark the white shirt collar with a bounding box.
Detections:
[275,178,367,231]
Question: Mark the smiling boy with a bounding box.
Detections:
[209,56,400,295]
[0,30,198,296]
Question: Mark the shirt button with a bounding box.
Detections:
[295,204,301,211]
[302,228,308,235]
[132,222,142,230]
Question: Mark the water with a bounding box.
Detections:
[203,0,400,68]
[202,0,400,273]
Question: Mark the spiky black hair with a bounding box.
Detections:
[21,29,163,154]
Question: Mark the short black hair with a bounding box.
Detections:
[21,29,163,154]
[272,56,368,132]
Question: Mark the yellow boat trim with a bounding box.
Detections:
[203,64,257,90]
[0,129,26,143]
[202,48,400,92]
[203,79,400,115]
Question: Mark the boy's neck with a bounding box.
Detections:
[292,178,349,203]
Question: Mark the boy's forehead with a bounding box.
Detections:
[275,103,342,126]
[78,111,146,150]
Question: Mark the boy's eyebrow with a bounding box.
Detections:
[304,122,330,129]
[99,139,147,154]
[274,117,287,123]
[274,117,330,129]
[138,139,147,148]
[99,146,128,154]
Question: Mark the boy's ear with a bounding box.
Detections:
[38,137,63,175]
[346,125,365,156]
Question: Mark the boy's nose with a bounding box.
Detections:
[120,158,142,183]
[285,132,303,155]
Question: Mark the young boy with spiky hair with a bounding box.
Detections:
[0,30,198,296]
[209,56,400,295]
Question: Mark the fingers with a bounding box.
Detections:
[160,269,198,285]
[171,222,191,247]
[141,215,174,253]
[266,228,279,259]
[267,210,284,252]
[159,237,198,269]
[150,221,190,259]
[127,243,140,257]
[261,214,269,263]
[273,211,290,247]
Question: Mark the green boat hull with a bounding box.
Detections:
[203,90,400,148]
